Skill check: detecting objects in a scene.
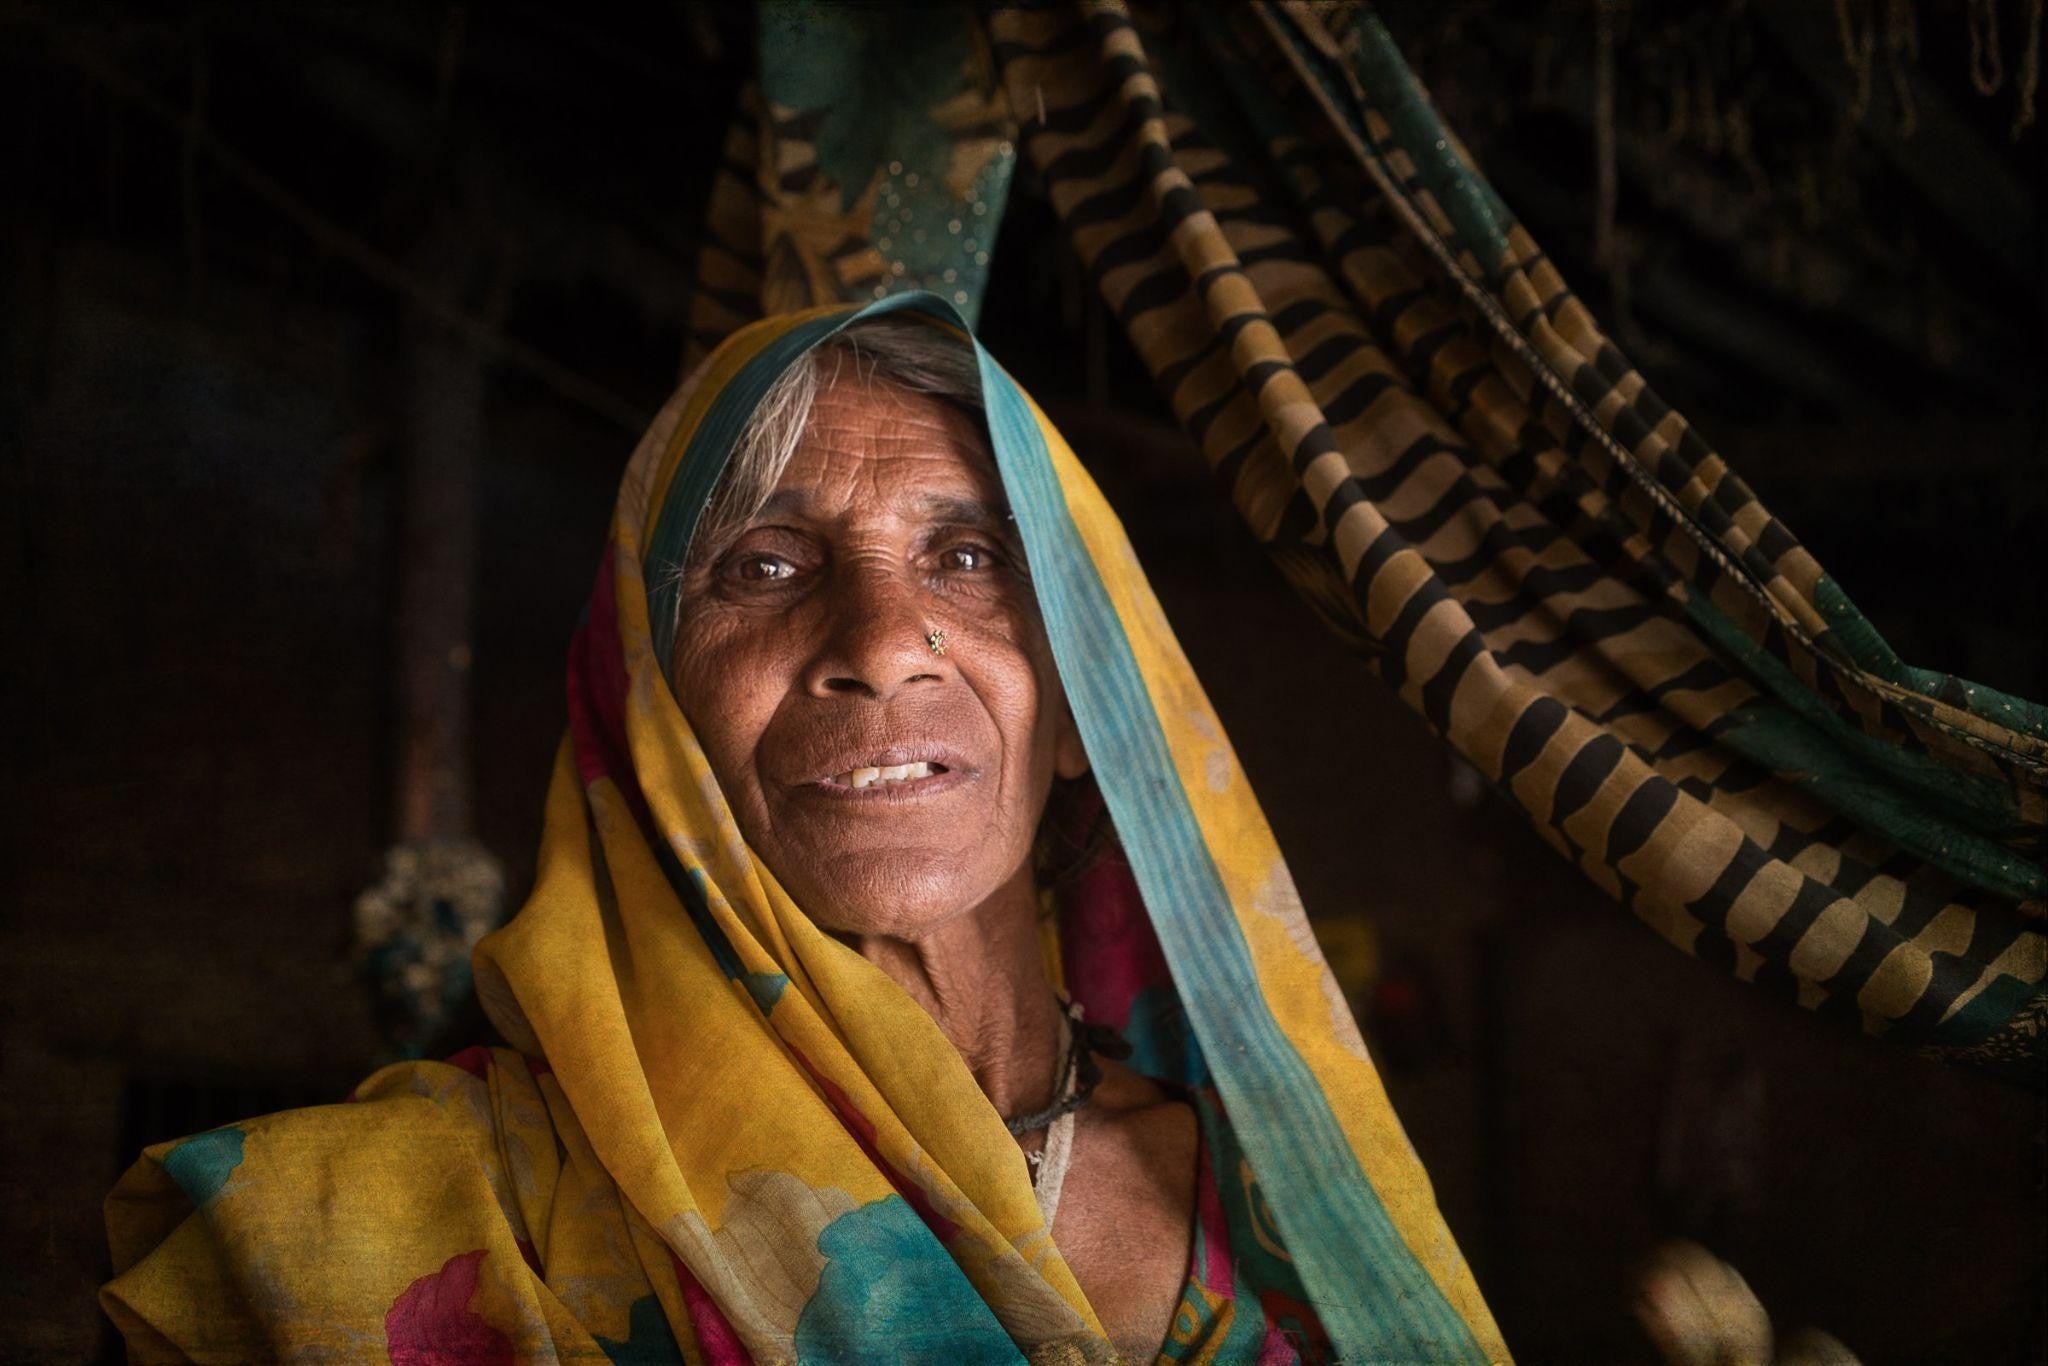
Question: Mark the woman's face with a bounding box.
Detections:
[669,367,1088,939]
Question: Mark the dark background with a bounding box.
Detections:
[4,3,2043,1362]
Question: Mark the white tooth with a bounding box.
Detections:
[851,766,879,788]
[881,764,910,781]
[905,761,931,779]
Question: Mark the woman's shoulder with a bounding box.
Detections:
[117,1046,559,1211]
[109,1044,563,1258]
[143,1046,551,1183]
[103,1045,572,1361]
[348,1043,556,1124]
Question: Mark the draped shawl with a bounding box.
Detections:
[102,296,1505,1363]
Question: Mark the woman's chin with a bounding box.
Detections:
[790,852,1013,942]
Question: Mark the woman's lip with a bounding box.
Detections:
[798,745,974,785]
[799,766,976,802]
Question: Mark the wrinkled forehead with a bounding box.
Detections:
[766,371,1003,523]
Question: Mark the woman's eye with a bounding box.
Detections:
[732,554,795,582]
[938,544,996,572]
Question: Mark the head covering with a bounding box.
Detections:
[103,294,1506,1364]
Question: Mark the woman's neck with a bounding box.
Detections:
[844,862,1065,1121]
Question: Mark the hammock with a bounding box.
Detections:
[684,0,2046,1084]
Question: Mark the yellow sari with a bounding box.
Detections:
[103,295,1507,1363]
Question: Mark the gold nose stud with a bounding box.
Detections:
[926,628,948,656]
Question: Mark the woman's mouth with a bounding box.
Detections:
[792,743,976,802]
[827,760,949,790]
[802,756,974,803]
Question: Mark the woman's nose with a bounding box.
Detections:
[802,564,945,701]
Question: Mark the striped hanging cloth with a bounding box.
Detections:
[686,0,2045,1083]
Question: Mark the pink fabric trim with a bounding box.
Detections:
[671,1253,751,1364]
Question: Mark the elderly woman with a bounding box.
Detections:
[103,297,1506,1363]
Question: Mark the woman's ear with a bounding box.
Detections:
[1053,697,1090,780]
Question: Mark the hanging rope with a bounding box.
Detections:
[1594,0,1621,270]
[2015,0,2042,136]
[1885,0,1920,136]
[1970,0,2006,95]
[1835,0,1878,122]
